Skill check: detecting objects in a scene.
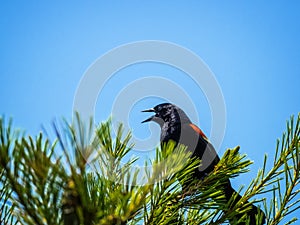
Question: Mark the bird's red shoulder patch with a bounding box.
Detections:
[189,123,208,141]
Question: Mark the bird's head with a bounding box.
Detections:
[142,103,191,126]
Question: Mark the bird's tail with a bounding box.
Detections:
[224,183,266,225]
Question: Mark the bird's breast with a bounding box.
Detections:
[160,123,181,144]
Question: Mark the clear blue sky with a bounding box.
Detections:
[1,0,299,218]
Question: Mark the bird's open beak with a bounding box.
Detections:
[141,108,156,123]
[141,108,155,113]
[141,116,155,123]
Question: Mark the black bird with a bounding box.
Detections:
[142,103,265,225]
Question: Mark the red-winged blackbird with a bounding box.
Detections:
[142,103,265,225]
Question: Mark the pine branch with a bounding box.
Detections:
[0,113,299,225]
[0,168,18,225]
[0,117,66,225]
[55,116,148,225]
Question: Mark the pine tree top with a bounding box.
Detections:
[0,113,299,225]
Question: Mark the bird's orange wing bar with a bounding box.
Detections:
[189,123,209,141]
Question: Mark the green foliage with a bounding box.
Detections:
[0,113,299,225]
[1,166,17,225]
[0,118,17,225]
[0,117,65,225]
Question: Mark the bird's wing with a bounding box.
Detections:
[180,123,220,175]
[188,123,209,141]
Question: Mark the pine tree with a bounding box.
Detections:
[0,113,299,225]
